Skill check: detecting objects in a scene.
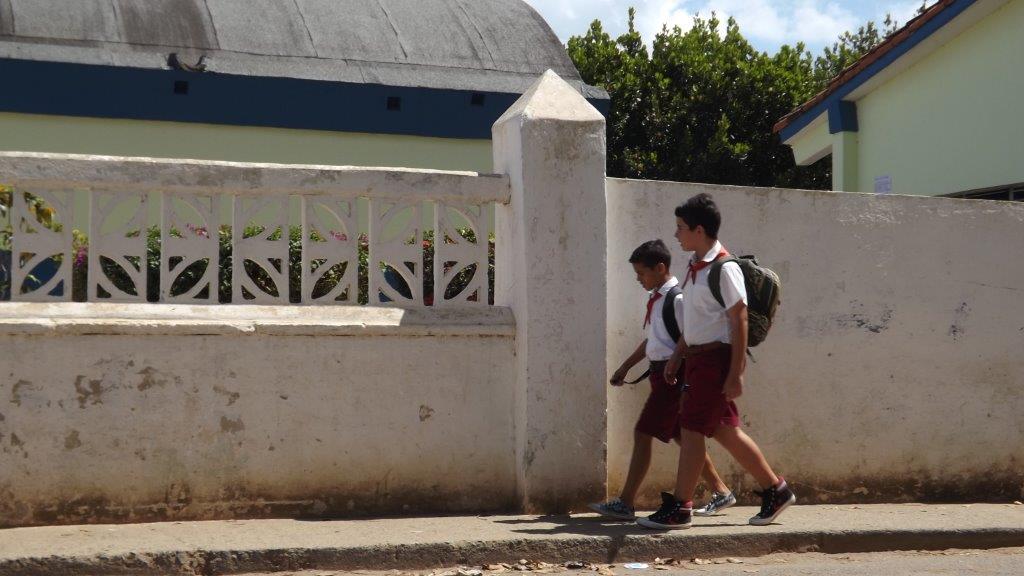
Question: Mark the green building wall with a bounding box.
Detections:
[0,112,493,172]
[854,0,1024,196]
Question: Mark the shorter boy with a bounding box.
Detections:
[589,240,735,521]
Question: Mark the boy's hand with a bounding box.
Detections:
[664,353,682,386]
[724,373,744,401]
[610,366,629,387]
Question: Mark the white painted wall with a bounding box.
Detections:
[606,179,1024,505]
[493,71,608,513]
[0,304,516,527]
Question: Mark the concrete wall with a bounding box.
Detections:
[0,112,493,172]
[606,179,1024,506]
[0,304,516,527]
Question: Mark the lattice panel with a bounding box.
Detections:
[368,199,423,306]
[232,196,289,304]
[88,191,149,302]
[301,196,359,305]
[434,203,491,306]
[161,193,219,304]
[10,189,74,301]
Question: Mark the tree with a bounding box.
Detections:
[568,9,906,190]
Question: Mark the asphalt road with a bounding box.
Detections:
[229,547,1024,576]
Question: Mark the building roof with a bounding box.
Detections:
[0,0,605,99]
[773,0,972,139]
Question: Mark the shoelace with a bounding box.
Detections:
[754,488,777,517]
[653,500,680,519]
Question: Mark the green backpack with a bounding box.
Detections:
[707,256,781,347]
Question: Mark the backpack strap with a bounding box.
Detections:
[661,284,683,343]
[707,256,739,309]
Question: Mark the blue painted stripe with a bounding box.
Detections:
[828,100,859,133]
[780,0,977,142]
[0,58,608,140]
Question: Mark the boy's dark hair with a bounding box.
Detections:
[629,239,672,269]
[674,193,722,239]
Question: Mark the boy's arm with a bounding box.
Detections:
[610,340,648,386]
[664,336,688,386]
[723,302,748,400]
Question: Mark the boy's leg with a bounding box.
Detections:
[713,425,796,525]
[619,430,655,506]
[712,425,778,489]
[672,428,708,502]
[700,452,730,495]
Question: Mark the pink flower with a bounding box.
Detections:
[186,223,209,238]
[330,231,348,242]
[74,246,87,268]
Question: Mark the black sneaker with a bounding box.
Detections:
[749,479,796,526]
[636,492,692,530]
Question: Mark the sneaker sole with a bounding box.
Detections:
[636,517,692,530]
[748,493,796,526]
[693,498,736,517]
[586,503,636,521]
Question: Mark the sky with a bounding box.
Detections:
[523,0,933,54]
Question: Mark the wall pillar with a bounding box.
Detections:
[492,70,608,513]
[832,131,860,192]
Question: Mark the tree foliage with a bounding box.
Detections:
[567,8,907,189]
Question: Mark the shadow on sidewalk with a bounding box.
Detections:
[494,515,748,537]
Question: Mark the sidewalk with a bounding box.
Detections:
[1,504,1022,575]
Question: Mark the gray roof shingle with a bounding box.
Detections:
[0,0,607,99]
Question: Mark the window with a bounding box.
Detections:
[945,184,1024,202]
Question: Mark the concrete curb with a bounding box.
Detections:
[4,526,1024,576]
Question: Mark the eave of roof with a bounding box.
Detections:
[773,0,975,140]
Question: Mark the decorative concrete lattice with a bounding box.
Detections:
[10,189,74,301]
[89,191,149,302]
[368,199,424,306]
[301,196,359,305]
[434,203,491,306]
[161,193,219,304]
[232,195,290,304]
[1,153,509,307]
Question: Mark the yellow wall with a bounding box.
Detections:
[0,112,494,172]
[854,0,1024,196]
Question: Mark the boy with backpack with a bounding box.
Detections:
[637,193,795,530]
[589,239,736,521]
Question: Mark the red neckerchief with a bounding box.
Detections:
[685,248,730,287]
[643,291,663,328]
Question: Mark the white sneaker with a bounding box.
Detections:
[694,491,736,516]
[587,498,636,521]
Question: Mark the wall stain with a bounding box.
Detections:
[64,430,82,450]
[219,416,245,433]
[136,367,169,391]
[950,302,971,341]
[73,376,105,408]
[832,305,893,334]
[419,405,435,422]
[213,385,241,406]
[165,482,192,512]
[10,380,33,406]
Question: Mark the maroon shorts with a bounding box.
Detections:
[635,360,685,443]
[679,346,741,438]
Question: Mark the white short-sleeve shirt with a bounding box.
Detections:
[645,276,685,361]
[681,241,747,346]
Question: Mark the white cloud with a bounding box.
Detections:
[526,0,903,53]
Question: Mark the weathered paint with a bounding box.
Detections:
[0,305,517,528]
[492,71,609,513]
[606,179,1024,507]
